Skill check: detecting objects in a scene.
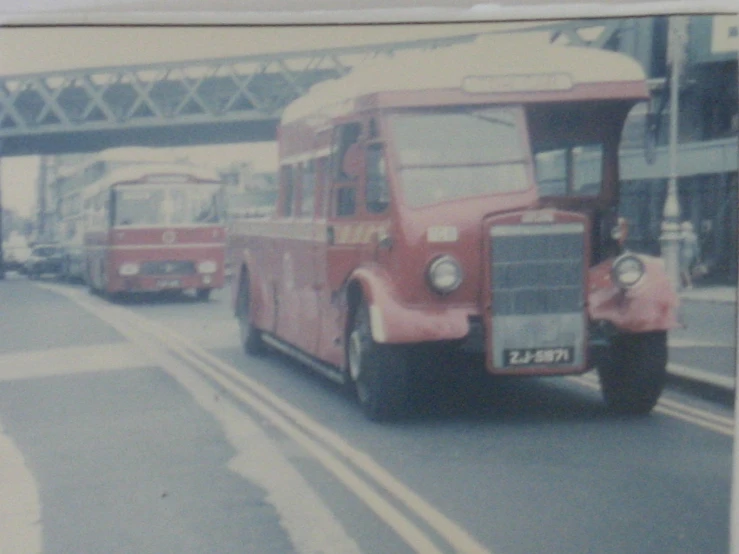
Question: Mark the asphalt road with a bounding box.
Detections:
[0,276,734,554]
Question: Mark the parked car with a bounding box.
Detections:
[2,233,32,274]
[2,243,31,274]
[25,244,64,279]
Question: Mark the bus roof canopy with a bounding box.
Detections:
[281,33,647,125]
[82,162,224,198]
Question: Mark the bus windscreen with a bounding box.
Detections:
[388,107,530,207]
[112,183,223,227]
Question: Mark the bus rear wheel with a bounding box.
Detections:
[196,288,211,301]
[238,270,265,356]
[348,302,409,422]
[597,330,667,416]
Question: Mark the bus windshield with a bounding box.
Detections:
[387,107,530,207]
[113,183,223,227]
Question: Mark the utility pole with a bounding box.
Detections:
[36,156,49,244]
[658,15,687,291]
[0,140,5,281]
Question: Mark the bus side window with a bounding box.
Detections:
[108,190,116,228]
[315,156,329,218]
[301,160,316,218]
[281,165,295,217]
[331,122,363,182]
[330,122,362,217]
[534,149,568,196]
[366,143,389,214]
[534,144,603,197]
[336,187,356,217]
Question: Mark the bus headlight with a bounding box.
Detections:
[197,260,218,274]
[610,254,645,289]
[119,263,140,276]
[427,255,463,294]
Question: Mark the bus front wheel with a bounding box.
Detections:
[348,302,409,422]
[196,288,211,302]
[597,330,667,416]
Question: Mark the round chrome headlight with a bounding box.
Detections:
[197,260,218,274]
[427,255,463,294]
[610,254,645,289]
[119,262,140,276]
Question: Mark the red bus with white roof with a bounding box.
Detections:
[228,34,680,421]
[82,151,227,300]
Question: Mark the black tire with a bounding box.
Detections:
[597,330,667,416]
[347,302,410,422]
[196,288,211,302]
[237,269,265,356]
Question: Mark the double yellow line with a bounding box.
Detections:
[47,284,495,554]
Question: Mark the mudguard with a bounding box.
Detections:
[587,253,681,333]
[348,266,472,344]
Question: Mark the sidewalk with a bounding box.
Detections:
[670,284,736,399]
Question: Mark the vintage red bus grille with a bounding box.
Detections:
[139,261,196,276]
[488,223,586,370]
[490,225,584,316]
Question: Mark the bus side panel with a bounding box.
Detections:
[231,220,283,335]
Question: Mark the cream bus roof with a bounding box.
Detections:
[82,162,224,198]
[281,33,647,124]
[93,146,198,165]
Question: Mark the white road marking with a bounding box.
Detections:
[37,284,364,554]
[668,363,735,391]
[0,419,42,554]
[154,346,365,554]
[668,337,733,348]
[0,343,154,382]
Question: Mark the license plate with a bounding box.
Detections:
[156,279,181,288]
[504,347,574,366]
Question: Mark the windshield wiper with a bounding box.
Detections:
[469,113,516,127]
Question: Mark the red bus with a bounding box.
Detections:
[82,155,227,300]
[228,34,680,421]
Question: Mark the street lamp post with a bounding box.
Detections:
[659,15,686,291]
[0,141,5,281]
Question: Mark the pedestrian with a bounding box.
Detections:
[679,220,700,289]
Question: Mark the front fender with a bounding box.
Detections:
[349,266,473,344]
[588,253,680,333]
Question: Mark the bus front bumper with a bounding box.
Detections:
[112,273,224,292]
